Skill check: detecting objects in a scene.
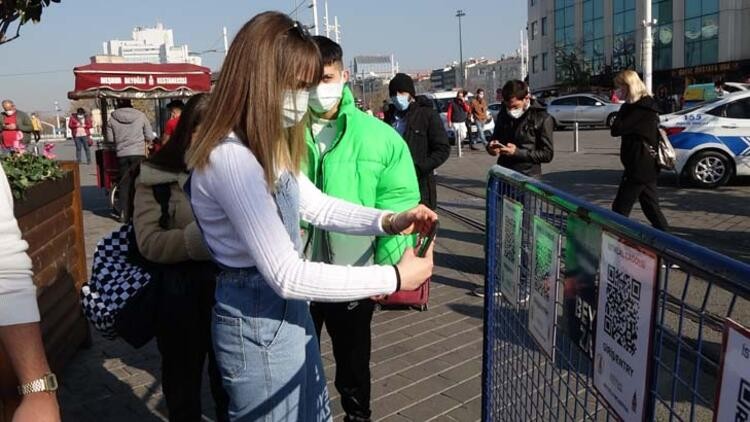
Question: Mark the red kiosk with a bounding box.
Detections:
[67,62,211,214]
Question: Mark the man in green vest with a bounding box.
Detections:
[305,36,420,422]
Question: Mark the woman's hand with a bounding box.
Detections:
[395,243,434,292]
[389,205,438,236]
[13,393,60,422]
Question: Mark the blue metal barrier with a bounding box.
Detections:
[482,165,750,421]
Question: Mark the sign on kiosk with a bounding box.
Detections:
[593,232,658,422]
[499,198,523,306]
[714,319,750,422]
[528,216,561,358]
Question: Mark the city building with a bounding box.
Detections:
[103,23,201,66]
[429,55,524,93]
[351,55,398,80]
[528,0,750,93]
[430,66,458,91]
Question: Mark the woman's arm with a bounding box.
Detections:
[203,144,397,302]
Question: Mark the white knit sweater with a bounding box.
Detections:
[190,139,399,302]
[0,165,39,325]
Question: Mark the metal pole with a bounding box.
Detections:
[573,122,580,152]
[456,10,466,88]
[311,0,319,35]
[223,26,228,57]
[324,0,330,38]
[334,16,340,43]
[643,0,654,93]
[54,101,60,136]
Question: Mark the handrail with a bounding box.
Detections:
[488,165,750,298]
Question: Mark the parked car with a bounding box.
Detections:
[661,90,750,188]
[682,82,750,109]
[488,102,503,121]
[421,91,495,144]
[547,94,622,129]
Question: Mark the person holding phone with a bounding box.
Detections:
[487,80,554,178]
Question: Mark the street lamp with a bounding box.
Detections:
[456,9,466,88]
[53,101,61,136]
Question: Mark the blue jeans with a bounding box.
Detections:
[73,136,91,163]
[472,120,487,145]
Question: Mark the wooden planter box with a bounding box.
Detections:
[0,162,89,421]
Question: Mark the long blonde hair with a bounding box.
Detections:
[186,11,322,189]
[614,70,650,103]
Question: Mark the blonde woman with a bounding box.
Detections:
[610,70,669,230]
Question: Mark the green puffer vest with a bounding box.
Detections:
[304,86,420,266]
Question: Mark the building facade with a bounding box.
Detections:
[528,0,750,92]
[429,56,524,93]
[103,23,201,66]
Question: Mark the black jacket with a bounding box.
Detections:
[610,96,660,183]
[491,101,554,177]
[385,96,450,209]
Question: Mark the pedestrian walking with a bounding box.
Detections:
[184,12,436,422]
[470,88,489,150]
[68,108,92,165]
[1,100,33,151]
[106,99,154,221]
[0,164,61,422]
[385,73,450,209]
[160,99,184,146]
[130,94,229,422]
[610,70,669,231]
[305,36,420,422]
[446,90,470,151]
[30,113,43,154]
[487,80,554,178]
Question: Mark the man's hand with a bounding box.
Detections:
[487,140,502,156]
[12,393,60,422]
[498,143,517,156]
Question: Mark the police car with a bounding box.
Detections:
[660,90,750,188]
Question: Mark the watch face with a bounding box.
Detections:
[45,373,59,391]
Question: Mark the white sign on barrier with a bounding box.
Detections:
[714,319,750,422]
[593,232,658,422]
[528,216,561,358]
[499,198,523,306]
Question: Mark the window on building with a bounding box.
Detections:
[652,0,673,71]
[532,56,538,73]
[542,53,548,71]
[685,0,719,66]
[555,0,576,82]
[531,21,538,40]
[542,17,548,36]
[612,0,636,71]
[531,0,536,6]
[583,0,605,75]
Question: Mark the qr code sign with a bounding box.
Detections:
[737,378,750,421]
[502,216,515,263]
[533,241,553,301]
[603,265,641,355]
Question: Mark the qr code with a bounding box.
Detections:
[533,242,553,300]
[736,378,750,421]
[502,216,515,263]
[603,265,641,355]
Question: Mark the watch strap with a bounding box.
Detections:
[18,373,58,395]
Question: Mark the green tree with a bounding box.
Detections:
[555,47,592,91]
[1,0,60,45]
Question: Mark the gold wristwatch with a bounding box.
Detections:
[18,373,58,395]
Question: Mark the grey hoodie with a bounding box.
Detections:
[106,107,154,157]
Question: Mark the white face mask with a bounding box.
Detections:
[507,100,530,119]
[4,110,15,116]
[282,89,310,128]
[309,80,344,114]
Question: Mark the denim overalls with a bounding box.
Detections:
[188,161,332,422]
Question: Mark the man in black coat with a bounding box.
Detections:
[487,80,554,178]
[385,73,450,209]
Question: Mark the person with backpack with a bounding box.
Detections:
[609,70,669,231]
[130,93,229,422]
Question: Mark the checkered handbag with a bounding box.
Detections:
[80,224,153,339]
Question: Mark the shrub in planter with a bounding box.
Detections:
[0,152,63,199]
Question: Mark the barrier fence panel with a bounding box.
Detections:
[481,165,750,422]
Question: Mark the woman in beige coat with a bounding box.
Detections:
[131,94,229,422]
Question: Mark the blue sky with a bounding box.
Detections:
[0,0,527,113]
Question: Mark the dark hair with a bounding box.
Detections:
[477,88,484,94]
[76,108,86,114]
[502,80,529,101]
[312,35,343,66]
[116,99,133,108]
[166,99,185,110]
[148,94,209,173]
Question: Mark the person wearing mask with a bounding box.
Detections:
[610,70,669,231]
[68,108,93,165]
[385,73,450,209]
[0,164,61,422]
[160,99,184,146]
[131,94,229,422]
[470,88,489,150]
[446,90,470,151]
[1,100,33,151]
[30,113,43,147]
[184,13,436,421]
[305,36,420,422]
[487,80,554,178]
[106,99,154,221]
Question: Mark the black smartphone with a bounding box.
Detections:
[417,221,439,257]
